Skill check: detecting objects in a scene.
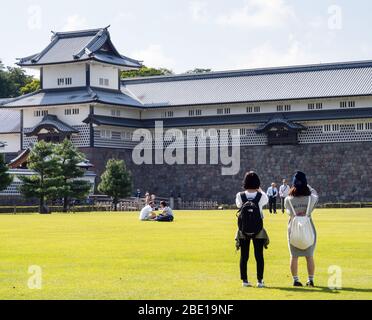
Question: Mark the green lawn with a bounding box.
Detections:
[0,209,371,300]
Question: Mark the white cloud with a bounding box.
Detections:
[217,0,295,28]
[189,1,208,22]
[228,35,316,70]
[62,14,89,31]
[132,45,176,70]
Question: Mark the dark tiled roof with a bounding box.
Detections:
[26,114,79,136]
[255,117,307,133]
[0,109,21,133]
[17,27,142,68]
[83,114,144,128]
[2,87,144,108]
[83,108,372,128]
[122,60,372,107]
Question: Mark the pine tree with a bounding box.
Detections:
[19,141,63,214]
[0,154,13,192]
[54,139,91,212]
[98,159,133,211]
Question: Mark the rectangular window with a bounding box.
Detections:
[308,103,315,110]
[356,122,372,132]
[111,109,121,117]
[34,110,48,117]
[57,78,65,86]
[65,78,72,85]
[65,109,72,115]
[167,111,174,118]
[72,108,79,115]
[99,78,110,86]
[316,103,323,110]
[247,106,253,113]
[121,131,132,140]
[340,101,347,108]
[100,130,112,139]
[217,108,224,115]
[285,104,291,111]
[277,105,284,112]
[196,109,202,116]
[323,124,340,133]
[240,128,247,136]
[254,106,261,113]
[224,108,231,114]
[189,110,195,117]
[348,101,355,108]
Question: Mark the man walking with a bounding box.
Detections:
[279,179,290,214]
[267,183,278,214]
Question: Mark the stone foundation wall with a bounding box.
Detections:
[80,141,372,204]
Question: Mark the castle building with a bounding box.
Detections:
[1,27,372,203]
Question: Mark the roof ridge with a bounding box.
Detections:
[122,59,372,84]
[73,29,108,60]
[53,26,109,38]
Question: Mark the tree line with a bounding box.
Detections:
[0,140,133,213]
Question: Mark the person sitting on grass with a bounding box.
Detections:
[139,201,157,221]
[235,171,269,289]
[155,201,174,222]
[284,171,319,288]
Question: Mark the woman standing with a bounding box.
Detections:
[236,171,269,288]
[285,171,319,287]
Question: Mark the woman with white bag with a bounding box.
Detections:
[285,171,319,288]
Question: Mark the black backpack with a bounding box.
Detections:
[237,192,263,237]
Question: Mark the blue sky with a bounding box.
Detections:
[1,0,372,75]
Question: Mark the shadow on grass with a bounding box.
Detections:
[269,286,372,294]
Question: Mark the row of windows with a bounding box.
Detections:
[157,100,360,118]
[57,77,112,87]
[34,109,80,117]
[323,122,372,133]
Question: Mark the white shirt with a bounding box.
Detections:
[266,187,278,197]
[139,205,154,221]
[279,184,290,198]
[235,191,269,219]
[162,206,173,217]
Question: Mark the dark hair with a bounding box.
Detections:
[243,171,261,190]
[160,201,167,207]
[289,186,311,197]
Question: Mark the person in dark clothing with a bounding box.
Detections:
[235,171,269,288]
[267,183,278,214]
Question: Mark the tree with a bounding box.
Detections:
[98,159,133,211]
[20,79,40,95]
[0,60,38,98]
[121,66,173,78]
[19,141,63,214]
[54,139,91,212]
[0,154,13,192]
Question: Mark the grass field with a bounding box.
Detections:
[0,209,371,300]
